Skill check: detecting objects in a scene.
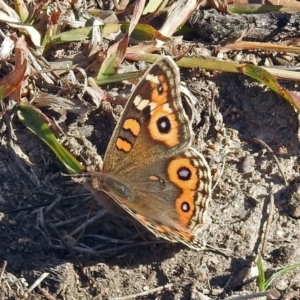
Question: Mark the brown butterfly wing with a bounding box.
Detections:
[103,57,193,174]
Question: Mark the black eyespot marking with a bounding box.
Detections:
[157,116,171,134]
[157,84,164,94]
[177,167,192,181]
[181,202,190,212]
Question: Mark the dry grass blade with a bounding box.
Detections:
[0,34,28,101]
[14,0,29,22]
[227,0,300,13]
[0,11,41,47]
[143,0,168,15]
[0,35,14,61]
[220,41,300,54]
[158,0,199,41]
[96,0,146,79]
[26,273,49,294]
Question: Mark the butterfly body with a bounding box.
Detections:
[88,57,211,250]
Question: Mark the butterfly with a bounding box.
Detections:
[86,57,212,250]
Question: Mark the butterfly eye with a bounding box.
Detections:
[103,176,133,200]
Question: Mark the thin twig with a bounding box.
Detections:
[69,210,108,236]
[47,221,76,251]
[4,194,89,214]
[261,183,275,254]
[223,291,268,300]
[76,210,92,242]
[93,240,168,256]
[107,283,173,300]
[53,214,92,227]
[212,156,226,191]
[0,261,7,283]
[38,288,56,300]
[250,138,288,186]
[45,195,63,214]
[50,244,99,256]
[50,240,166,256]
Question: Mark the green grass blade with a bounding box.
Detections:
[257,254,266,291]
[16,102,83,174]
[264,262,300,290]
[240,64,300,113]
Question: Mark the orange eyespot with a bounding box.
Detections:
[175,191,195,226]
[148,76,168,106]
[148,106,179,147]
[168,158,198,190]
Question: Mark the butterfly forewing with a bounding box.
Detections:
[103,58,193,174]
